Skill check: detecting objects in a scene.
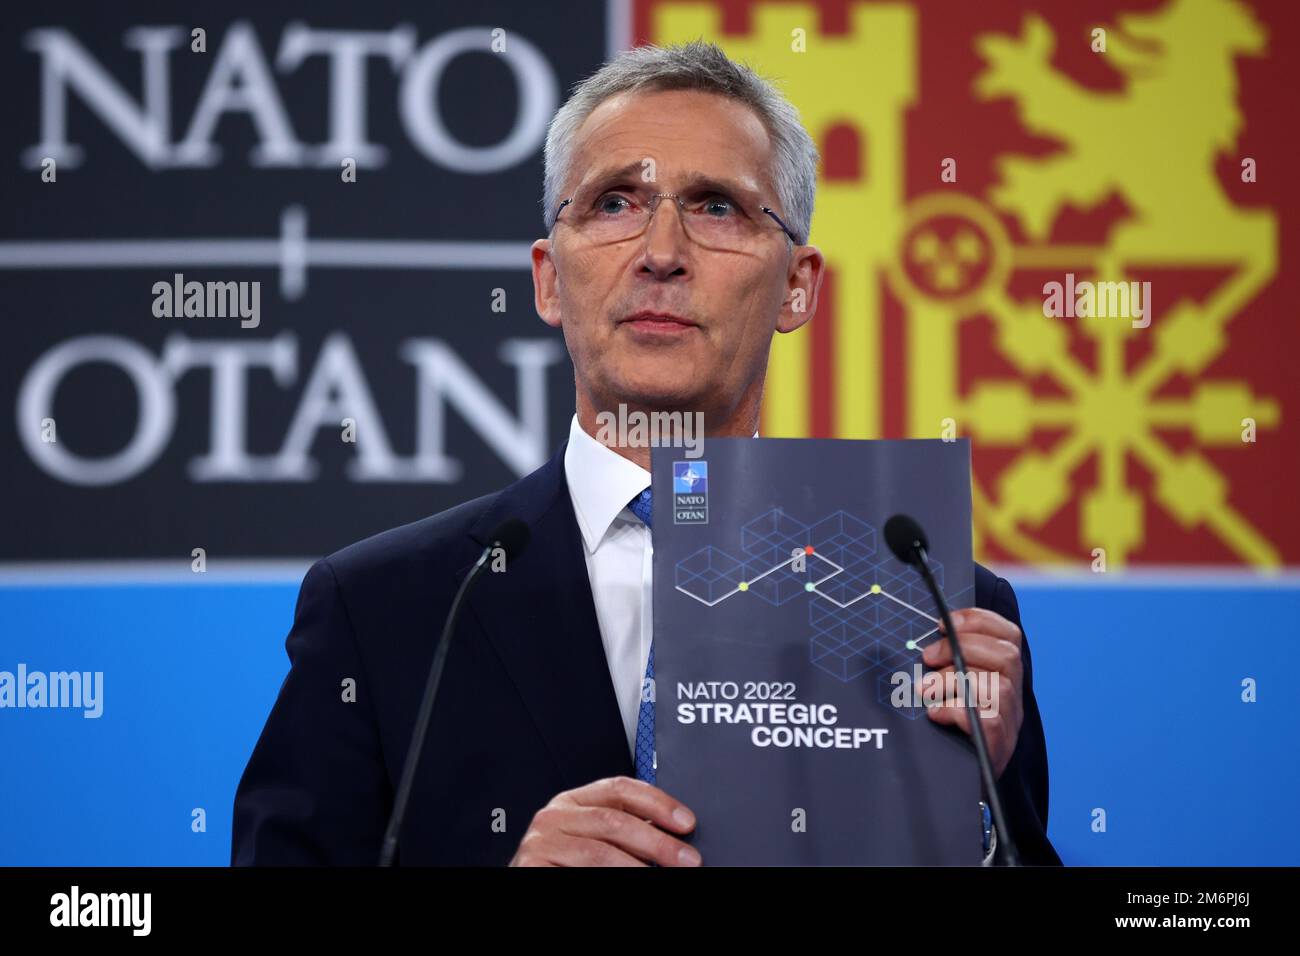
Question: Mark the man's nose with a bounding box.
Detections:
[638,201,691,280]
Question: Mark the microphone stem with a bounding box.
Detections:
[379,547,491,866]
[915,547,1021,867]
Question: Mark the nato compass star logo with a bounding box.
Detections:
[673,461,708,524]
[673,461,708,493]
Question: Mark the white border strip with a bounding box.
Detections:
[988,564,1300,589]
[0,561,314,587]
[0,561,1296,588]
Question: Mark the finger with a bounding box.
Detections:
[923,632,1022,679]
[939,608,1022,647]
[926,701,1017,780]
[517,832,647,867]
[552,805,702,866]
[567,776,696,834]
[925,695,971,732]
[920,669,1015,717]
[918,666,986,708]
[925,686,1016,778]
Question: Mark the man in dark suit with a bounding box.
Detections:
[232,40,1061,867]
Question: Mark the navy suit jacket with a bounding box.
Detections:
[231,444,1062,866]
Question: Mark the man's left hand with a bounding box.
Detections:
[919,607,1024,778]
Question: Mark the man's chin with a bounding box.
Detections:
[601,376,707,415]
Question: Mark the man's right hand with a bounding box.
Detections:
[509,776,701,867]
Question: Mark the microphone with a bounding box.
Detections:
[379,518,530,866]
[883,514,1021,867]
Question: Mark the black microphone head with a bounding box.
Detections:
[884,514,928,567]
[488,518,530,561]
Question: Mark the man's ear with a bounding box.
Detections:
[532,238,562,329]
[776,244,825,334]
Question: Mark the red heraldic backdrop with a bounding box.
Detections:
[637,0,1298,569]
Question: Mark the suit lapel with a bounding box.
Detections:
[463,446,634,787]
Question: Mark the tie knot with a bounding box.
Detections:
[628,488,653,528]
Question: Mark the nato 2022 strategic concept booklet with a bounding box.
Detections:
[651,438,981,865]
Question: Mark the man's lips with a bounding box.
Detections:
[618,311,700,335]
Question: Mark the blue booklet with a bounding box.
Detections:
[651,438,981,865]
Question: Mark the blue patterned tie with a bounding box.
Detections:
[629,488,655,783]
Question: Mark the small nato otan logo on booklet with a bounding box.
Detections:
[673,461,708,524]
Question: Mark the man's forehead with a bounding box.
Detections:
[567,89,774,196]
[573,159,764,198]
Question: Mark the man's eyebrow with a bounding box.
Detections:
[673,172,761,198]
[574,161,648,194]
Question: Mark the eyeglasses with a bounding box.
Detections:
[551,189,801,251]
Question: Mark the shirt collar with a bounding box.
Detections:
[562,414,760,553]
[563,415,652,554]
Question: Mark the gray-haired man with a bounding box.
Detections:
[232,41,1059,867]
